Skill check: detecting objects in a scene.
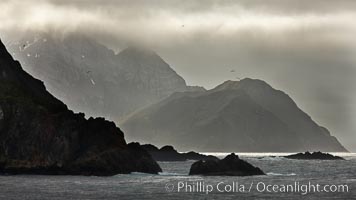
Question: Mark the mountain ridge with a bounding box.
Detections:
[5,32,193,121]
[122,78,347,152]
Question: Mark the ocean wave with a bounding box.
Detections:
[253,156,285,161]
[158,172,187,176]
[267,172,296,176]
[126,172,188,177]
[129,172,155,176]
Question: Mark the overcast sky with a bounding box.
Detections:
[0,0,356,151]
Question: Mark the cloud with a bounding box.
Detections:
[1,0,356,46]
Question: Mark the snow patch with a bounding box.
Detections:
[21,38,40,51]
[90,79,96,85]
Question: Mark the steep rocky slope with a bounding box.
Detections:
[0,39,161,176]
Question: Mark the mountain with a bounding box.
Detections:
[121,78,347,152]
[5,33,195,120]
[0,39,161,175]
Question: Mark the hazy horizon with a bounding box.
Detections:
[0,0,355,152]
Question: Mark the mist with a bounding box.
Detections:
[0,0,355,151]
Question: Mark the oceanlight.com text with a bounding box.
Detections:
[165,181,349,195]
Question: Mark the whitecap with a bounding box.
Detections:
[158,172,187,176]
[267,172,296,176]
[129,172,154,176]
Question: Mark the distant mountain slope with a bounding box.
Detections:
[121,78,347,152]
[5,33,195,120]
[0,39,161,175]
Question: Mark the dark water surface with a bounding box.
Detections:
[0,153,355,199]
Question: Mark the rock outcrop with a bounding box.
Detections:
[284,152,344,160]
[189,153,265,176]
[122,79,347,152]
[0,39,162,176]
[139,144,218,162]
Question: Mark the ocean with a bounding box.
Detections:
[0,153,355,200]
